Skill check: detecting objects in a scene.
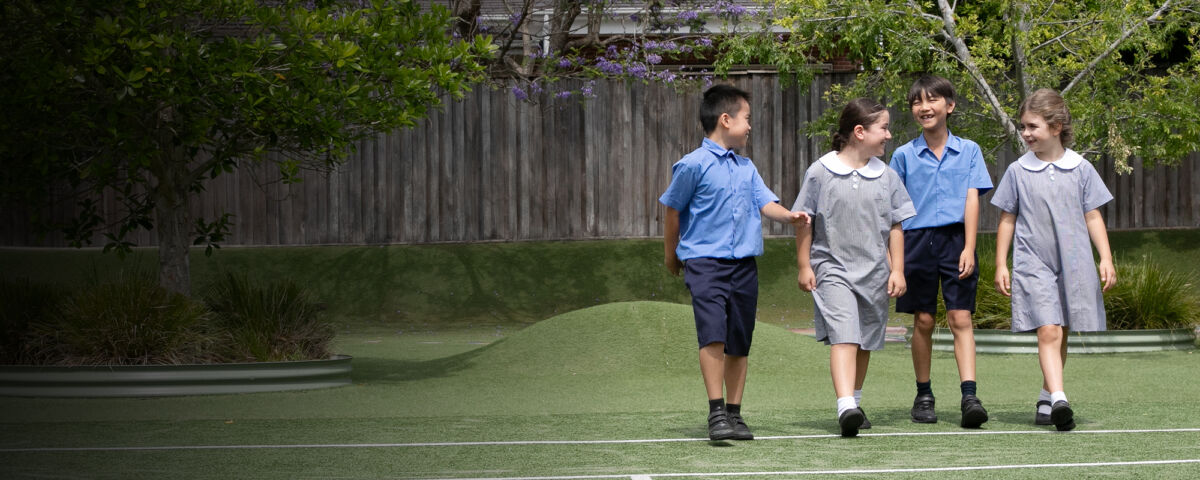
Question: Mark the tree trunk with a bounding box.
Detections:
[156,191,192,296]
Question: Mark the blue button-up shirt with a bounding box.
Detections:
[659,138,779,260]
[889,132,993,230]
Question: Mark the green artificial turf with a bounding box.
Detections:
[2,301,1198,479]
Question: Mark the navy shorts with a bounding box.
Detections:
[896,224,978,314]
[683,257,757,356]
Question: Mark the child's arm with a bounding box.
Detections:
[794,223,815,292]
[994,212,1016,297]
[887,223,906,298]
[1085,208,1116,291]
[762,201,811,225]
[959,188,980,279]
[664,207,683,276]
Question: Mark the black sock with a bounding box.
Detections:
[917,381,933,396]
[961,381,977,397]
[726,403,741,415]
[708,398,725,413]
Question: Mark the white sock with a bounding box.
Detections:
[1050,391,1068,404]
[837,396,857,417]
[853,389,863,407]
[1038,389,1052,414]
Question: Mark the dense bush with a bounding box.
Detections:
[0,279,66,364]
[1106,258,1200,330]
[205,274,333,362]
[33,275,217,365]
[0,274,334,365]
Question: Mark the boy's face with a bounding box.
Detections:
[721,99,752,149]
[910,91,954,133]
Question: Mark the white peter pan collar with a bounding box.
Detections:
[1016,149,1084,171]
[818,151,887,178]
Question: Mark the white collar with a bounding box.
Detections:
[818,151,887,178]
[1016,149,1084,171]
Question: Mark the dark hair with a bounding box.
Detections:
[700,84,751,134]
[1019,88,1073,147]
[906,75,956,106]
[831,98,887,151]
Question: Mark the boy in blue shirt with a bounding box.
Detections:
[889,76,994,428]
[660,84,809,441]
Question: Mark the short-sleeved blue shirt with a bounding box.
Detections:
[889,132,993,230]
[659,138,780,261]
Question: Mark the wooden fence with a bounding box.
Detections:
[3,74,1198,247]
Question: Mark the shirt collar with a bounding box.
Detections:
[1016,149,1084,171]
[702,138,736,159]
[913,131,963,156]
[819,151,887,178]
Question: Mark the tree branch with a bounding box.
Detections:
[935,0,1022,147]
[1062,0,1174,95]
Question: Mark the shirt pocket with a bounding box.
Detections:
[943,164,971,199]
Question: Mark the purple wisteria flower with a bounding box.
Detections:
[697,37,713,47]
[511,86,527,101]
[628,63,649,78]
[596,58,623,75]
[677,11,699,21]
[646,54,662,65]
[581,81,596,98]
[555,91,573,99]
[558,58,573,68]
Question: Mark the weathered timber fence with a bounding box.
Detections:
[3,74,1198,247]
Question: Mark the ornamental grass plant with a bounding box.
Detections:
[31,274,219,365]
[204,273,333,362]
[942,241,1199,330]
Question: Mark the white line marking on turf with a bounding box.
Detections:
[407,459,1200,480]
[2,428,1199,453]
[630,476,653,480]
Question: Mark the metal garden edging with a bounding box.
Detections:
[906,328,1197,354]
[0,354,352,397]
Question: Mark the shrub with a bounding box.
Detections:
[0,279,66,364]
[941,242,1199,330]
[205,273,333,362]
[33,275,218,365]
[1105,257,1200,330]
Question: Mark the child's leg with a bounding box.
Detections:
[946,310,977,382]
[854,348,870,390]
[724,354,748,405]
[1040,327,1070,392]
[699,343,727,400]
[830,343,860,398]
[910,312,935,383]
[1036,325,1065,393]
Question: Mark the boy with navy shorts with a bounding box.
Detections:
[660,85,809,441]
[889,76,994,428]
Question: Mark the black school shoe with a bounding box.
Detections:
[960,395,989,428]
[838,408,865,437]
[1050,400,1076,431]
[727,412,754,440]
[911,394,937,423]
[1034,400,1053,425]
[707,410,737,440]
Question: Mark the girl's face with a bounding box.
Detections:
[858,110,892,157]
[1019,111,1062,155]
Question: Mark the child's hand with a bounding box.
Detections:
[797,267,816,292]
[958,248,976,279]
[1098,259,1116,291]
[665,256,683,276]
[887,270,906,298]
[790,211,812,226]
[994,266,1011,297]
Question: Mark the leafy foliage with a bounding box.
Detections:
[720,0,1200,169]
[0,0,495,293]
[0,279,67,364]
[205,273,333,362]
